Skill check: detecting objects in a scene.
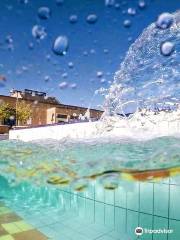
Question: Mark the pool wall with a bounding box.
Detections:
[9,119,180,142]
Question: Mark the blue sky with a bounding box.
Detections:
[0,0,179,109]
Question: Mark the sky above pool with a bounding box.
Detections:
[0,0,179,109]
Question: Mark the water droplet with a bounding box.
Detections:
[100,78,106,84]
[127,8,136,16]
[123,19,131,28]
[32,25,47,40]
[86,14,98,24]
[68,62,74,68]
[156,13,174,29]
[138,0,146,9]
[90,49,96,54]
[115,3,120,9]
[53,36,69,55]
[105,0,115,7]
[160,41,175,56]
[59,81,68,89]
[44,75,51,82]
[62,72,68,78]
[103,49,109,54]
[5,35,13,44]
[97,71,103,78]
[46,54,51,61]
[70,83,77,89]
[83,51,88,56]
[38,6,51,20]
[28,42,34,50]
[69,15,78,24]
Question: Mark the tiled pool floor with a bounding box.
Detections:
[1,202,124,240]
[0,203,48,240]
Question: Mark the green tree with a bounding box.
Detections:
[16,102,32,125]
[0,103,15,124]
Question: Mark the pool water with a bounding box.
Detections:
[0,174,180,240]
[0,136,180,239]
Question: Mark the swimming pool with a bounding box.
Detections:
[1,175,180,240]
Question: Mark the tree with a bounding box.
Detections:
[0,103,15,124]
[16,102,32,125]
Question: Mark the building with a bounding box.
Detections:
[0,89,103,130]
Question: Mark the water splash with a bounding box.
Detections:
[105,11,180,116]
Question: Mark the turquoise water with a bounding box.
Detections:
[0,137,180,239]
[0,137,180,186]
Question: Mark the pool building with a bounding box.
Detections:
[0,89,103,133]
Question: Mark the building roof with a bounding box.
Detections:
[10,89,61,105]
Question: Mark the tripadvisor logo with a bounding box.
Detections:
[135,227,143,236]
[135,227,173,236]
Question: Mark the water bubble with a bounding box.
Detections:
[105,0,115,7]
[28,42,34,50]
[83,51,88,56]
[53,36,69,55]
[123,19,131,28]
[68,62,74,68]
[127,8,136,16]
[70,83,77,89]
[160,41,175,56]
[32,25,47,40]
[90,49,96,54]
[100,78,106,84]
[38,6,51,20]
[115,3,120,9]
[46,54,51,61]
[138,0,146,9]
[59,81,68,89]
[86,14,98,24]
[69,15,78,24]
[44,75,51,82]
[62,72,68,78]
[5,35,13,44]
[156,13,174,29]
[97,71,103,78]
[103,49,109,54]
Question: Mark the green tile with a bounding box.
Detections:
[14,221,33,231]
[1,223,21,235]
[0,208,12,216]
[0,235,14,240]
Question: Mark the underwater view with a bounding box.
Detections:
[0,0,180,239]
